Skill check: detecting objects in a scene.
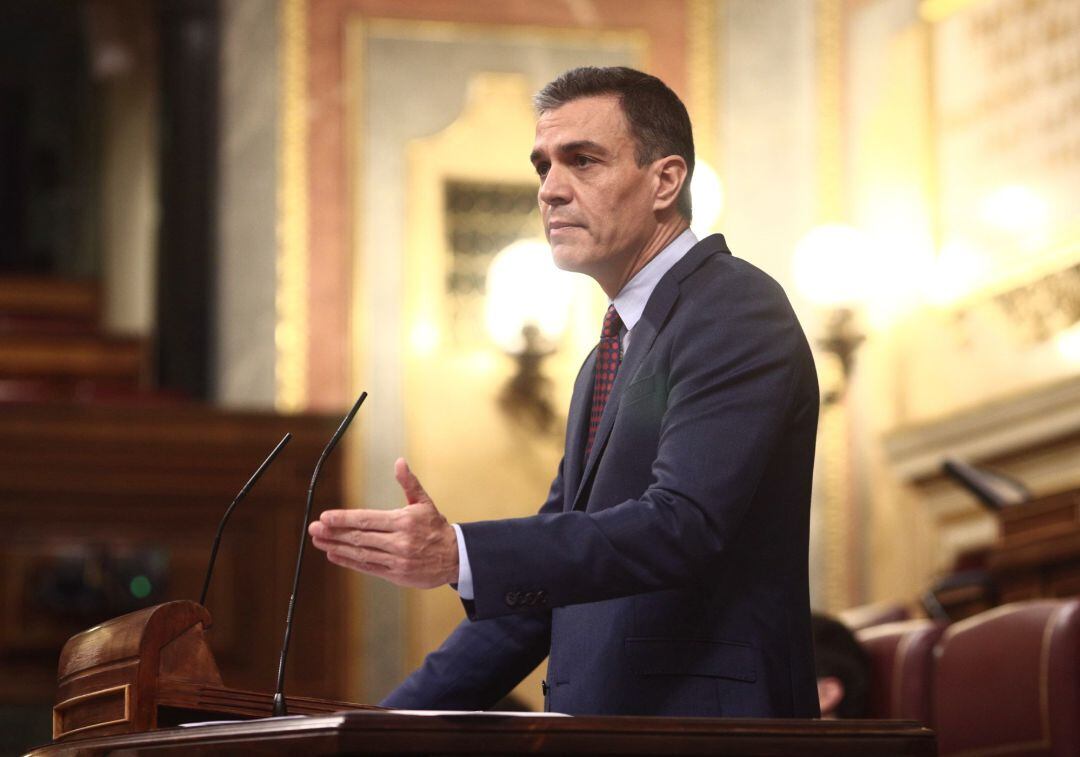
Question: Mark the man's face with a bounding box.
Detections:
[530,95,660,286]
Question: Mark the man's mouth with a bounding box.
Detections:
[548,221,583,232]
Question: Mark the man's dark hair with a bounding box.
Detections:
[812,613,871,718]
[535,66,695,220]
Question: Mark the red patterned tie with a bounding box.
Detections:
[585,304,623,459]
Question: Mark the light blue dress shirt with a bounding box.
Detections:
[453,229,700,600]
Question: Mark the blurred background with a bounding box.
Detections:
[2,0,1078,750]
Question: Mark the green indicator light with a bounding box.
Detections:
[130,575,152,599]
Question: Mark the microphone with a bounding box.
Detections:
[942,458,1030,511]
[200,433,292,607]
[272,391,367,717]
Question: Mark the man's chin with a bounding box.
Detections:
[550,244,589,274]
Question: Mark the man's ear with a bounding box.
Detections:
[652,155,688,212]
[817,676,845,719]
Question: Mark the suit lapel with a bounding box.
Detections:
[562,347,596,508]
[570,234,730,511]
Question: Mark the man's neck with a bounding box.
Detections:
[600,217,690,299]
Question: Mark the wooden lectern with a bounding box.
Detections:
[41,600,937,756]
[990,485,1080,602]
[50,600,377,743]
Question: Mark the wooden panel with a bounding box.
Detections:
[0,278,98,321]
[0,276,150,399]
[52,683,131,740]
[989,486,1080,605]
[0,403,354,705]
[997,574,1045,604]
[0,334,146,382]
[998,489,1080,542]
[1048,561,1080,597]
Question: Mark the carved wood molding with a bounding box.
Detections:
[884,374,1080,483]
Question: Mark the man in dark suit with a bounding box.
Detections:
[309,66,820,717]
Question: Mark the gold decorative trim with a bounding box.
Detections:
[820,392,853,611]
[343,16,367,705]
[814,0,856,612]
[365,17,650,56]
[919,0,987,23]
[815,0,845,223]
[346,19,366,407]
[687,0,719,168]
[275,0,309,412]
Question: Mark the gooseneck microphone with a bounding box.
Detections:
[200,433,293,607]
[272,391,367,717]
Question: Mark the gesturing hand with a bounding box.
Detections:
[309,458,459,589]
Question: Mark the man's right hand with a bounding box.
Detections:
[309,458,460,589]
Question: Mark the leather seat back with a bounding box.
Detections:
[857,619,945,724]
[933,599,1080,756]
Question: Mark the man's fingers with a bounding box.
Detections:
[311,531,396,567]
[309,522,399,553]
[325,547,395,576]
[318,508,396,531]
[394,457,432,505]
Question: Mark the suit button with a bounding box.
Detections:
[541,680,549,696]
[536,590,547,604]
[504,591,519,607]
[524,592,536,605]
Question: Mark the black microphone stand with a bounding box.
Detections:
[273,392,367,717]
[200,433,292,606]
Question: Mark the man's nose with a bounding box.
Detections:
[538,164,571,207]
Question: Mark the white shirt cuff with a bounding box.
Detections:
[451,523,474,600]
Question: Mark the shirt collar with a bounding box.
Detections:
[613,228,698,332]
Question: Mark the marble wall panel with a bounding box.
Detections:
[216,0,280,407]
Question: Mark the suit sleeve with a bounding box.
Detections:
[460,264,817,620]
[379,460,566,709]
[379,610,551,710]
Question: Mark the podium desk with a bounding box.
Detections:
[990,486,1080,603]
[43,595,935,755]
[29,711,936,756]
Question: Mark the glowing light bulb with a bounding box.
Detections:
[410,321,439,355]
[1056,325,1080,364]
[979,185,1049,238]
[690,161,724,238]
[485,238,574,353]
[791,225,872,308]
[924,239,988,306]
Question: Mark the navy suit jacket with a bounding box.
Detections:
[383,235,820,717]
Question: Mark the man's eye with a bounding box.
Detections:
[574,155,593,168]
[535,162,550,177]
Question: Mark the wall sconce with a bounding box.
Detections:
[792,224,872,402]
[485,238,573,432]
